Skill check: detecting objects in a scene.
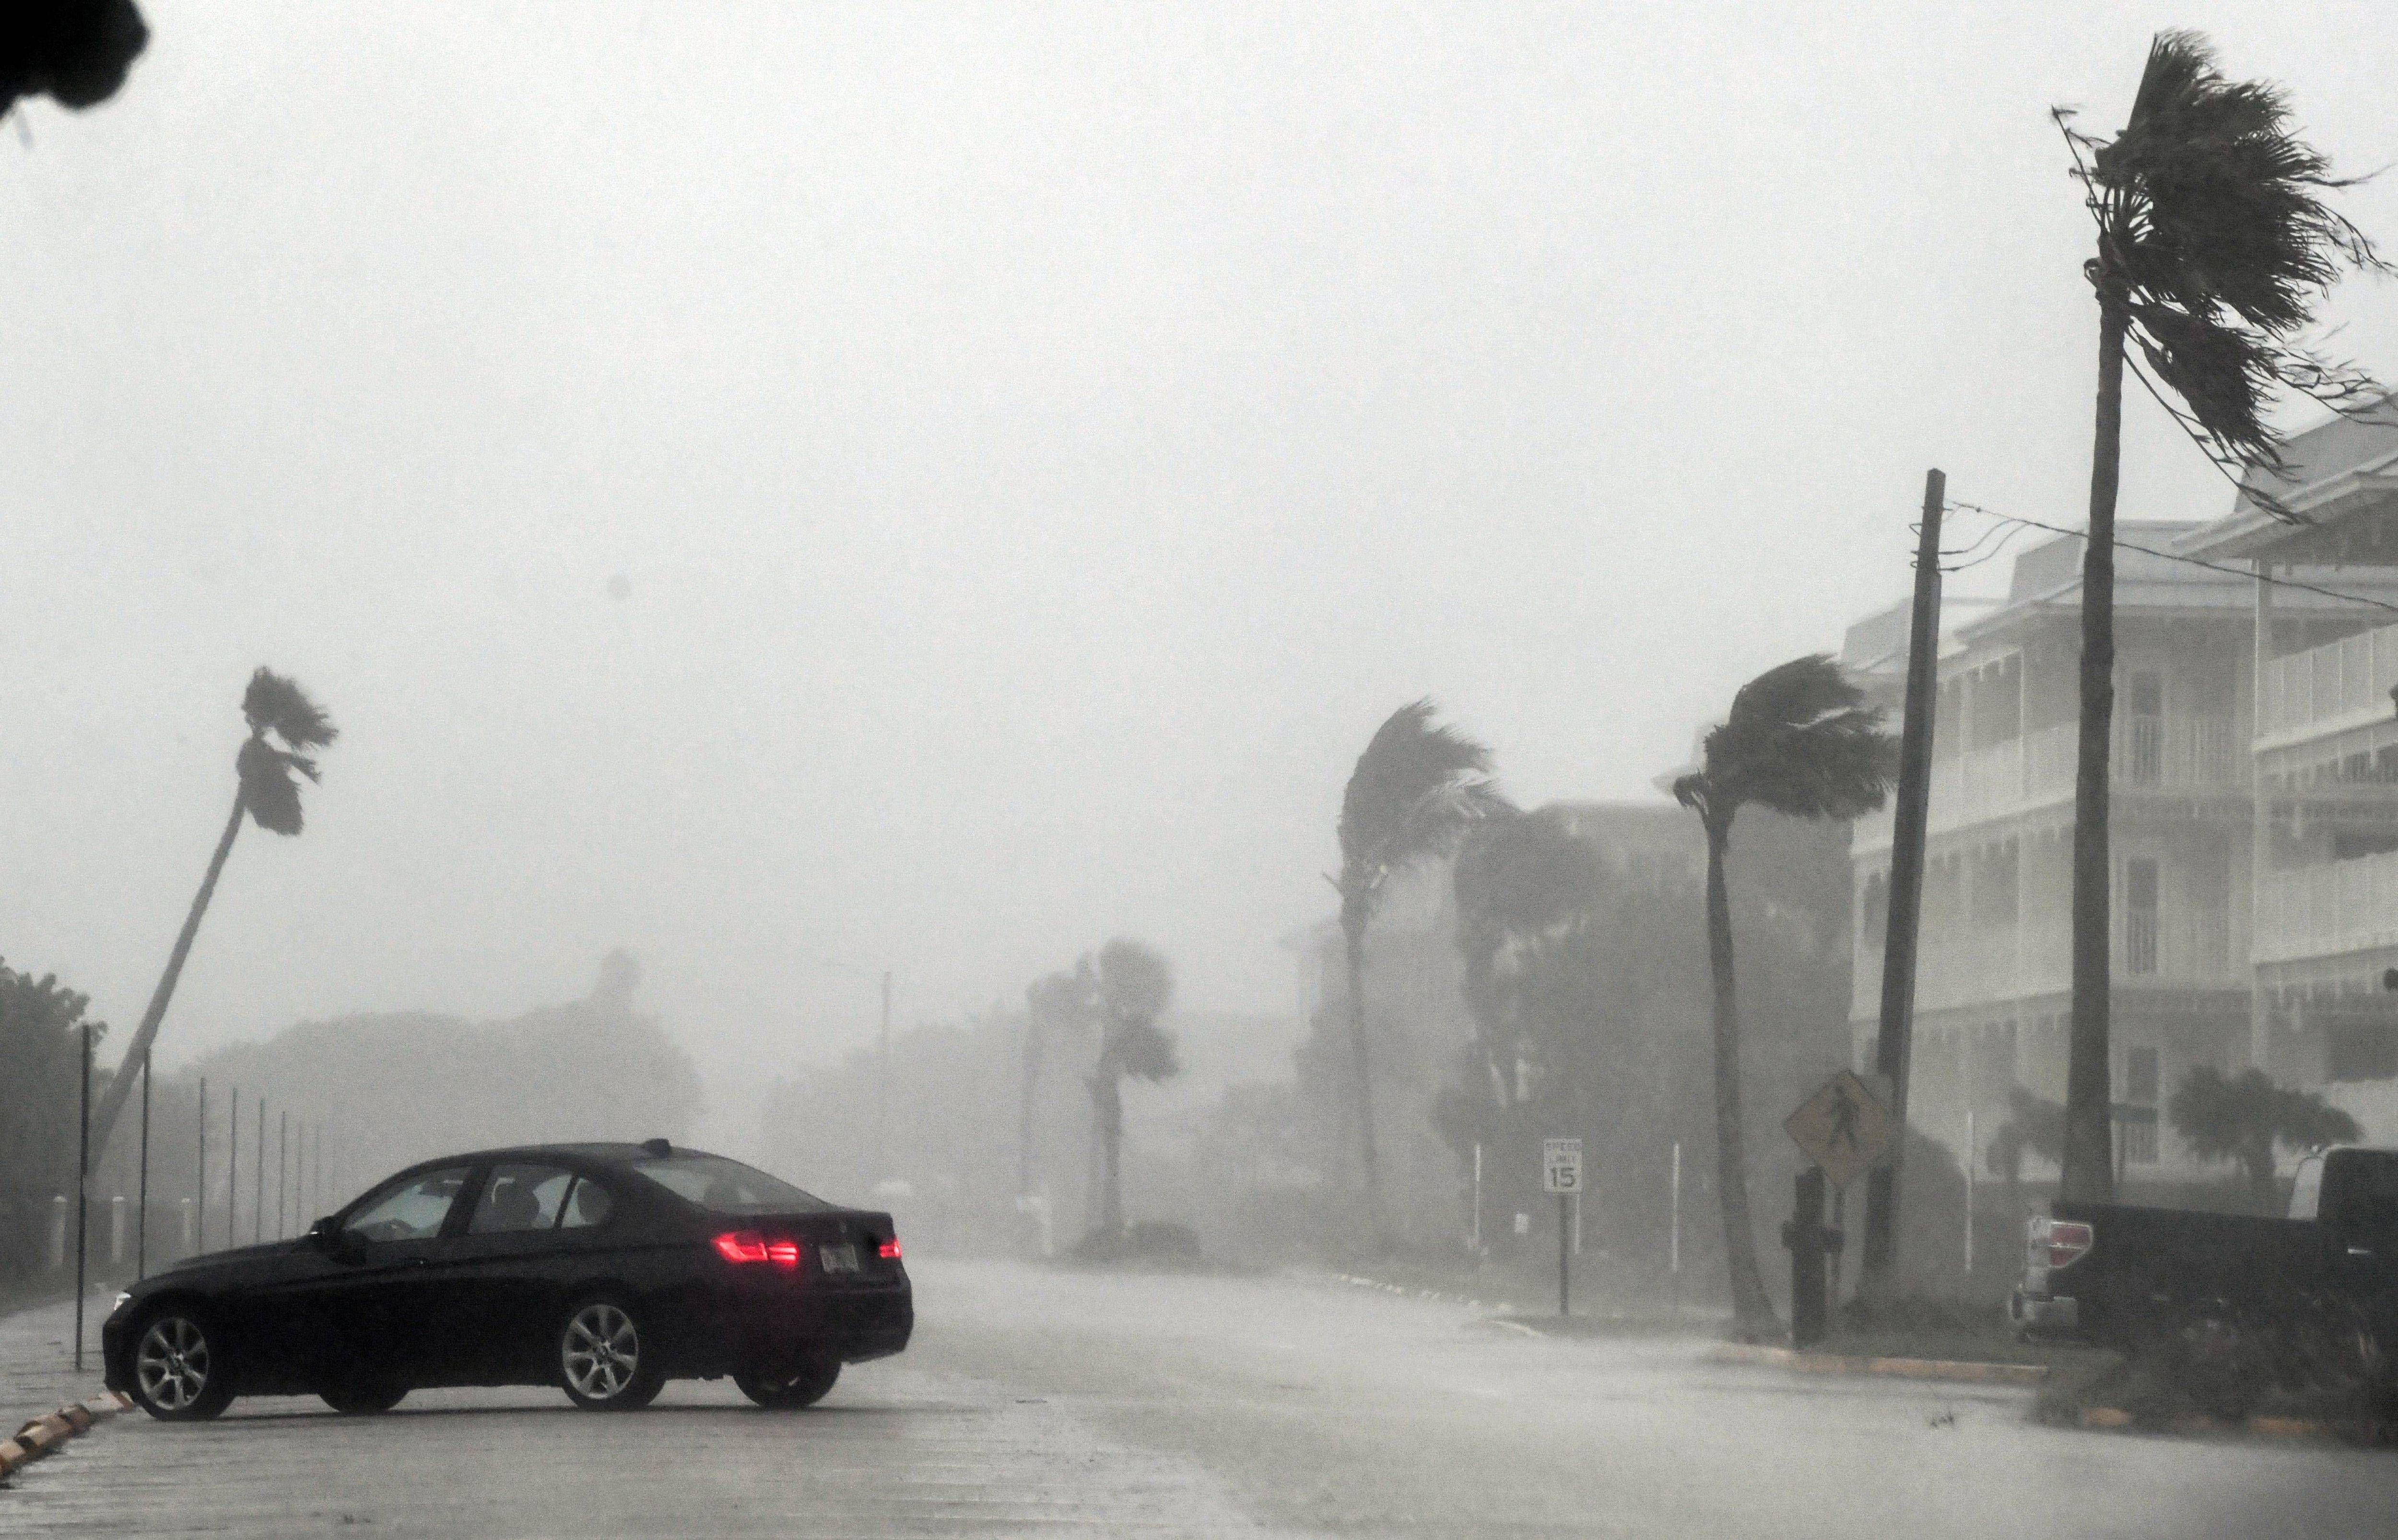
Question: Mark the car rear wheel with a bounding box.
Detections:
[558,1297,663,1410]
[130,1308,235,1422]
[735,1357,840,1409]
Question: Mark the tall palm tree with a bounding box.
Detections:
[2055,31,2385,1202]
[1674,656,1892,1336]
[1333,701,1508,1238]
[1088,939,1175,1237]
[90,669,336,1156]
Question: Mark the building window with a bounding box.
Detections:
[2123,858,2159,976]
[2123,1046,2160,1164]
[2126,672,2163,785]
[1971,841,2020,926]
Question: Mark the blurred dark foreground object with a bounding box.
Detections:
[2,0,147,116]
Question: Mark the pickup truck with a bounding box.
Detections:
[2010,1145,2398,1414]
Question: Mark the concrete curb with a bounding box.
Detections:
[2079,1405,2359,1442]
[1708,1341,2050,1386]
[0,1392,131,1484]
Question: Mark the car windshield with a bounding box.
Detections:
[633,1154,830,1214]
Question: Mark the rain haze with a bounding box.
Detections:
[12,2,2398,1534]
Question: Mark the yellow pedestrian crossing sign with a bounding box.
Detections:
[1784,1071,1892,1190]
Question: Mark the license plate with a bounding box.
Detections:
[820,1243,859,1274]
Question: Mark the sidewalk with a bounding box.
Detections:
[1,1292,120,1433]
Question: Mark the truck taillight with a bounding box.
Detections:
[2044,1220,2092,1270]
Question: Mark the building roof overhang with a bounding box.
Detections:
[2178,459,2398,564]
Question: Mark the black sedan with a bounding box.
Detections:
[103,1140,911,1420]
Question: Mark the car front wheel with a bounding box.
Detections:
[736,1357,840,1409]
[558,1297,663,1410]
[130,1308,235,1422]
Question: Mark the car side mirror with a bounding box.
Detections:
[307,1217,354,1258]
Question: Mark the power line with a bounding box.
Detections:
[1943,499,2398,618]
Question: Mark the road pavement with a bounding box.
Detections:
[3,1260,2393,1537]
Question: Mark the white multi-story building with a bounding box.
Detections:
[1844,450,2398,1180]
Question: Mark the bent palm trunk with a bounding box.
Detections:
[2062,295,2127,1203]
[1093,1068,1124,1234]
[90,786,247,1158]
[1341,917,1385,1245]
[1702,820,1776,1333]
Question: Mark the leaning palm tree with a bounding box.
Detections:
[1087,939,1176,1238]
[1674,656,1893,1336]
[1333,701,1508,1239]
[2054,31,2386,1202]
[89,669,336,1156]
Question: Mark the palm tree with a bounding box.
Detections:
[2169,1065,2360,1211]
[1087,939,1176,1237]
[1674,656,1893,1336]
[2054,31,2385,1202]
[1333,701,1509,1238]
[89,669,336,1156]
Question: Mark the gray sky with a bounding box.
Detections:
[8,1,2398,1131]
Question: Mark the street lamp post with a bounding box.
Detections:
[821,961,896,1187]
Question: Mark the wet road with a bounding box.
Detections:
[4,1261,2393,1537]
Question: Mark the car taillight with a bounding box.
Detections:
[713,1231,769,1264]
[767,1238,800,1269]
[879,1236,902,1260]
[2044,1220,2093,1270]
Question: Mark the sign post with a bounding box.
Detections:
[1542,1138,1583,1318]
[1781,1072,1892,1344]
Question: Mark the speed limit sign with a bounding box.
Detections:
[1542,1138,1583,1194]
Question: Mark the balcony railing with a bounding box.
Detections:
[2257,849,2398,963]
[2260,622,2398,742]
[1853,716,2243,847]
[1853,905,2232,1017]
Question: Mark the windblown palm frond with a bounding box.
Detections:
[1109,1019,1180,1083]
[235,669,336,836]
[1337,700,1511,927]
[243,667,339,752]
[1027,970,1097,1035]
[1096,939,1173,1028]
[2065,29,2388,499]
[1675,655,1894,827]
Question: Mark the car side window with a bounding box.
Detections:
[468,1164,576,1235]
[343,1166,470,1244]
[559,1177,615,1230]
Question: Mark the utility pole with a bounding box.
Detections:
[878,969,893,1182]
[194,1077,207,1258]
[1860,468,1945,1303]
[74,1023,92,1371]
[226,1087,238,1252]
[278,1111,289,1239]
[254,1099,266,1245]
[137,1053,152,1280]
